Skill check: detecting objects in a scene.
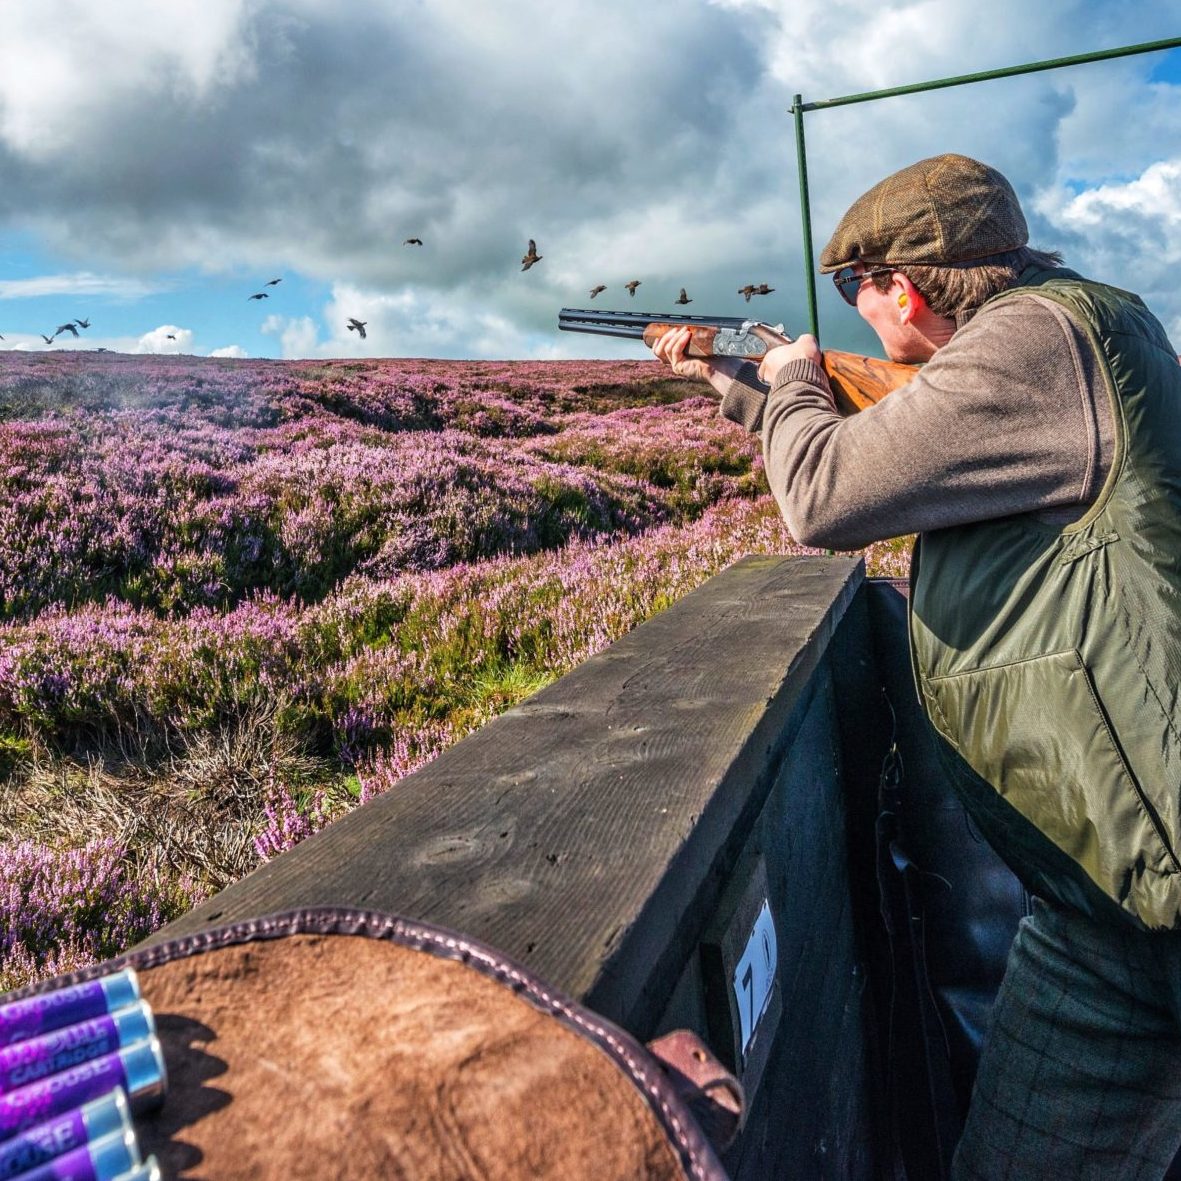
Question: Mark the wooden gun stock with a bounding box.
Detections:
[638,320,917,415]
[820,350,917,414]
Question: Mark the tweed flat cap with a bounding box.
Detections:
[819,153,1028,273]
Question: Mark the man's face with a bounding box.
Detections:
[849,266,935,364]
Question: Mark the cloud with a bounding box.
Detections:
[210,344,248,357]
[134,326,191,353]
[260,313,317,359]
[0,273,165,300]
[1036,159,1181,338]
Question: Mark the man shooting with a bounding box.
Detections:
[652,153,1181,1178]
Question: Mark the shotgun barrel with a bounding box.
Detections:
[559,307,752,339]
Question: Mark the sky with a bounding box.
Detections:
[0,0,1179,361]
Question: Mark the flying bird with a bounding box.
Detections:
[589,285,607,299]
[403,238,423,246]
[753,283,775,296]
[625,281,641,297]
[248,292,269,300]
[347,318,367,339]
[674,288,692,305]
[738,285,757,303]
[41,334,55,344]
[166,334,176,340]
[55,322,80,337]
[73,318,90,329]
[520,239,542,271]
[265,278,282,286]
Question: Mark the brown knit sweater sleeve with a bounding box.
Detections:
[754,293,1113,550]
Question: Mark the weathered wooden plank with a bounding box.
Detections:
[145,554,864,1032]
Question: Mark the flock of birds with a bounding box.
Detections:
[3,236,776,349]
[19,316,92,346]
[521,238,776,307]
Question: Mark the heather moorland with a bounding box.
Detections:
[0,350,909,988]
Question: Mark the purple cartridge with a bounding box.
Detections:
[0,1006,155,1095]
[0,1040,165,1143]
[0,1091,129,1181]
[0,975,140,1050]
[9,1125,139,1181]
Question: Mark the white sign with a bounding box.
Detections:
[732,898,778,1056]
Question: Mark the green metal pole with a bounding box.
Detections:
[792,95,820,341]
[798,35,1181,111]
[787,36,1181,345]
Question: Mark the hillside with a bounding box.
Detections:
[0,351,909,988]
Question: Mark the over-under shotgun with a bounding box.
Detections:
[558,307,917,414]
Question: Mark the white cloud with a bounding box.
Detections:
[260,314,318,359]
[134,326,191,353]
[1034,158,1181,337]
[210,344,248,357]
[0,273,165,300]
[0,0,255,154]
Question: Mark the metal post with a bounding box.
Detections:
[791,95,820,341]
[788,36,1181,345]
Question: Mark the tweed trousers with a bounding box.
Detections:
[953,897,1181,1180]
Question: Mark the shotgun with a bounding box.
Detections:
[558,307,917,415]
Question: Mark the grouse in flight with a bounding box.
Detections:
[753,284,775,296]
[55,322,80,337]
[166,334,176,340]
[347,318,368,339]
[73,318,90,329]
[521,239,542,271]
[41,334,55,344]
[403,238,423,246]
[674,288,692,305]
[248,292,269,300]
[738,285,757,303]
[625,281,641,297]
[589,285,607,299]
[265,278,282,286]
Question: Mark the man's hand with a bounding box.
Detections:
[758,334,822,386]
[650,325,718,382]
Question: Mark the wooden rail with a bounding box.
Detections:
[146,555,893,1178]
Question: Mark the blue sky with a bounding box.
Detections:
[0,1,1179,360]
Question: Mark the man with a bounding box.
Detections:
[652,154,1181,1178]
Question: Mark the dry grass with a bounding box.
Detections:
[0,700,349,892]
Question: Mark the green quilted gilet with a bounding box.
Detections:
[909,266,1181,930]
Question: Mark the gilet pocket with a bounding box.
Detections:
[921,649,1179,899]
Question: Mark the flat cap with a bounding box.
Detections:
[819,153,1028,273]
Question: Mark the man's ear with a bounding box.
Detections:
[893,273,925,324]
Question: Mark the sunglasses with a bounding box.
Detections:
[832,266,896,306]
